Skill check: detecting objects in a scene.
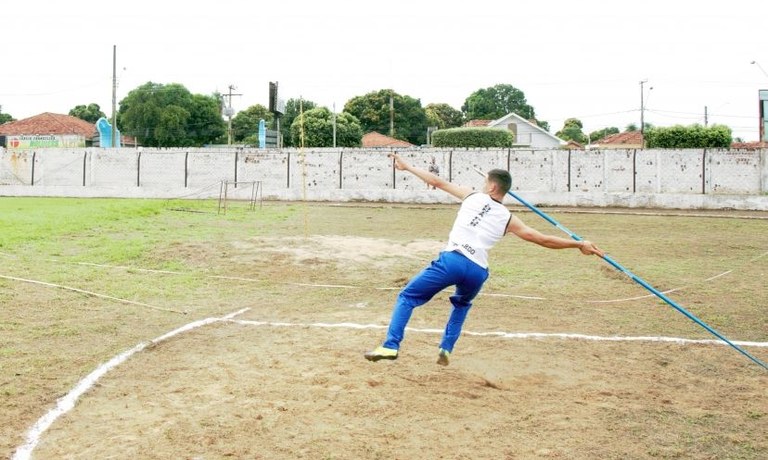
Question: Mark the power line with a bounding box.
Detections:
[649,108,756,119]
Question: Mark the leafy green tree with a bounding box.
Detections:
[69,103,106,124]
[425,103,464,129]
[154,105,189,146]
[625,123,638,132]
[232,104,273,143]
[556,118,589,144]
[462,84,537,122]
[563,118,583,129]
[117,82,225,147]
[189,94,228,144]
[344,89,428,145]
[280,98,317,147]
[0,105,13,125]
[290,107,362,147]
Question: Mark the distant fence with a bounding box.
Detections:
[1,147,767,210]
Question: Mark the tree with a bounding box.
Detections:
[117,82,226,147]
[280,98,317,147]
[555,118,589,144]
[154,105,190,146]
[69,103,106,124]
[344,89,428,145]
[0,105,14,125]
[290,107,362,148]
[232,104,273,143]
[462,84,537,122]
[188,94,228,144]
[425,103,464,129]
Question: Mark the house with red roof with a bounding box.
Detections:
[592,131,644,149]
[463,120,492,128]
[0,112,96,149]
[362,131,414,148]
[0,112,138,148]
[730,141,768,149]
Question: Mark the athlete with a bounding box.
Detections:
[365,153,604,365]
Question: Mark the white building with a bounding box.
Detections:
[486,112,565,149]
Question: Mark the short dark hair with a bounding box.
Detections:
[487,169,511,194]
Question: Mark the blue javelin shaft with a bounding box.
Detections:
[505,188,768,371]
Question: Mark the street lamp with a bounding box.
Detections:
[751,60,768,78]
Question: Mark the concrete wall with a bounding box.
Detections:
[1,147,767,210]
[0,150,33,185]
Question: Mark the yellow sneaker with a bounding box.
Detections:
[364,346,398,362]
[437,348,450,366]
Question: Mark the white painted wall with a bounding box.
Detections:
[1,147,766,210]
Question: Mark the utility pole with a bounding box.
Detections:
[111,45,117,148]
[640,79,648,148]
[704,106,708,127]
[224,84,242,145]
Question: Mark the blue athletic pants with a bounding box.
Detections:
[382,250,489,353]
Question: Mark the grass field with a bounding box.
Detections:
[1,197,767,459]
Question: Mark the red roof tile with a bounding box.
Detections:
[362,131,414,148]
[463,120,492,127]
[0,112,96,137]
[565,140,584,149]
[595,131,643,145]
[730,141,768,149]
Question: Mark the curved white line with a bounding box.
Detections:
[12,344,147,460]
[13,312,765,459]
[12,308,250,460]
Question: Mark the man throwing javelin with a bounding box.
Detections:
[365,153,604,366]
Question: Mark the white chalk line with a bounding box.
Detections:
[228,319,768,348]
[0,273,188,315]
[0,257,614,302]
[583,250,766,303]
[12,308,250,460]
[12,311,767,459]
[3,249,764,304]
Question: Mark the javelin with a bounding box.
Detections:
[472,167,768,371]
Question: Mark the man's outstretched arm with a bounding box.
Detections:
[507,215,604,256]
[389,153,473,200]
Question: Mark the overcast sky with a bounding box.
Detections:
[2,0,767,141]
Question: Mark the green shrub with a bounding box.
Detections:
[645,124,731,148]
[431,127,514,148]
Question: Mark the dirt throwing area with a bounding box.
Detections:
[27,316,768,459]
[4,205,768,459]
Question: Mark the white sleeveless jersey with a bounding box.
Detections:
[444,192,511,269]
